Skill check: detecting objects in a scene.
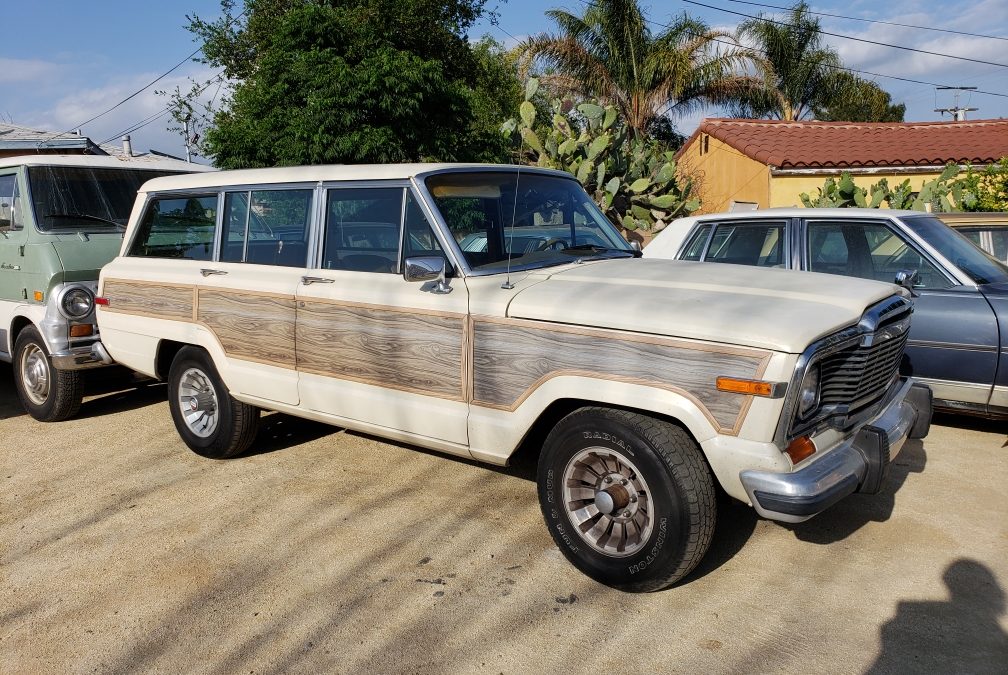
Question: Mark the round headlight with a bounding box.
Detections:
[60,287,94,319]
[797,364,821,420]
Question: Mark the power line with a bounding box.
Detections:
[722,0,1008,42]
[562,0,1008,99]
[682,0,1008,70]
[50,8,247,145]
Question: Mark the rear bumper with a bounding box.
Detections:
[740,378,932,523]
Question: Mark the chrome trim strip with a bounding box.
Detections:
[907,339,999,353]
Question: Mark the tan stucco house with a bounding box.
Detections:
[677,118,1008,214]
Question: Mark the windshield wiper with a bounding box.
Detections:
[561,244,636,260]
[44,212,124,229]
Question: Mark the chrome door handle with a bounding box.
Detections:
[301,276,335,285]
[200,268,228,277]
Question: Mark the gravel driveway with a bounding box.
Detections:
[2,365,1006,673]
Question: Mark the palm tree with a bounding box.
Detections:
[520,0,761,139]
[734,2,850,121]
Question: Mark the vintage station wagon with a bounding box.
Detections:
[95,164,932,591]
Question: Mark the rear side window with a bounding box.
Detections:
[220,189,313,267]
[128,195,218,260]
[706,222,786,267]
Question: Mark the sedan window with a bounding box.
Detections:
[705,222,786,267]
[807,221,952,289]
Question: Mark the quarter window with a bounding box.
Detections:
[220,189,312,267]
[128,195,218,260]
[680,224,712,260]
[322,188,403,273]
[807,221,951,289]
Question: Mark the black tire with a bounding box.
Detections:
[167,346,259,459]
[13,326,82,422]
[537,407,716,592]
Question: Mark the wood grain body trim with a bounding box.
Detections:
[197,289,297,369]
[470,318,771,433]
[101,279,195,321]
[296,301,465,400]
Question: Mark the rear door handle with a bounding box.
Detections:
[200,268,228,277]
[301,276,335,285]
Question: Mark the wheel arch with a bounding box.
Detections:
[155,339,191,381]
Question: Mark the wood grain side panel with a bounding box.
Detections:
[101,279,194,321]
[197,290,297,369]
[296,303,465,399]
[472,321,767,431]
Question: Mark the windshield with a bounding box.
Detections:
[27,166,178,232]
[425,171,632,273]
[903,215,1008,285]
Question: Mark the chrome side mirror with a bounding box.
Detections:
[404,256,453,294]
[895,269,920,297]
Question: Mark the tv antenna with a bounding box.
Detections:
[934,86,978,121]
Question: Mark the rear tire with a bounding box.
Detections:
[13,326,82,422]
[168,346,259,459]
[537,407,716,592]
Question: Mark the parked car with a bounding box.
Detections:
[95,165,931,591]
[0,154,212,421]
[936,212,1008,264]
[644,208,1008,419]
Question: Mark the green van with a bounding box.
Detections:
[0,154,210,420]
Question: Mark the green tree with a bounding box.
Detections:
[734,2,852,121]
[520,0,760,139]
[814,73,906,122]
[188,0,512,167]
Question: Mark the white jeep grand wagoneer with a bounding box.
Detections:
[96,164,932,591]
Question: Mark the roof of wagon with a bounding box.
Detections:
[135,163,572,192]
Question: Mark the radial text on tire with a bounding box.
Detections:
[537,407,717,592]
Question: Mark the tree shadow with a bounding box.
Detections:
[787,439,927,545]
[866,559,1008,673]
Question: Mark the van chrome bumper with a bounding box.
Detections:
[51,341,115,371]
[740,378,932,523]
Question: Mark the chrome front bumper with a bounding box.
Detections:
[740,378,932,523]
[51,341,115,371]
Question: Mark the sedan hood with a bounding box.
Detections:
[508,258,901,353]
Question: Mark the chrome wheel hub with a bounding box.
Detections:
[178,368,219,438]
[19,343,50,406]
[562,448,653,557]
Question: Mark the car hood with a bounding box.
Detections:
[508,258,901,353]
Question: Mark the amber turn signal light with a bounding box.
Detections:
[69,324,94,338]
[785,435,817,464]
[33,290,44,302]
[716,377,783,398]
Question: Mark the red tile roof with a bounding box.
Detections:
[688,118,1008,169]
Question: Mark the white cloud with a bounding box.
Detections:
[0,58,61,84]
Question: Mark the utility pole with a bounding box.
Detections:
[935,86,978,121]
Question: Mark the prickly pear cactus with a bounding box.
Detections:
[799,165,976,212]
[501,78,699,232]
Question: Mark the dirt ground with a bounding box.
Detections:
[1,364,1006,674]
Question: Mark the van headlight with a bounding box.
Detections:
[796,364,821,421]
[59,287,95,319]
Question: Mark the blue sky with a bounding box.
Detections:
[2,0,1006,160]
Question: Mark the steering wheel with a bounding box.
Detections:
[536,237,569,251]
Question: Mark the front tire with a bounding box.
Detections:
[168,346,259,459]
[13,326,82,422]
[537,407,716,592]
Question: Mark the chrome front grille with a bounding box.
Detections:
[819,328,909,413]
